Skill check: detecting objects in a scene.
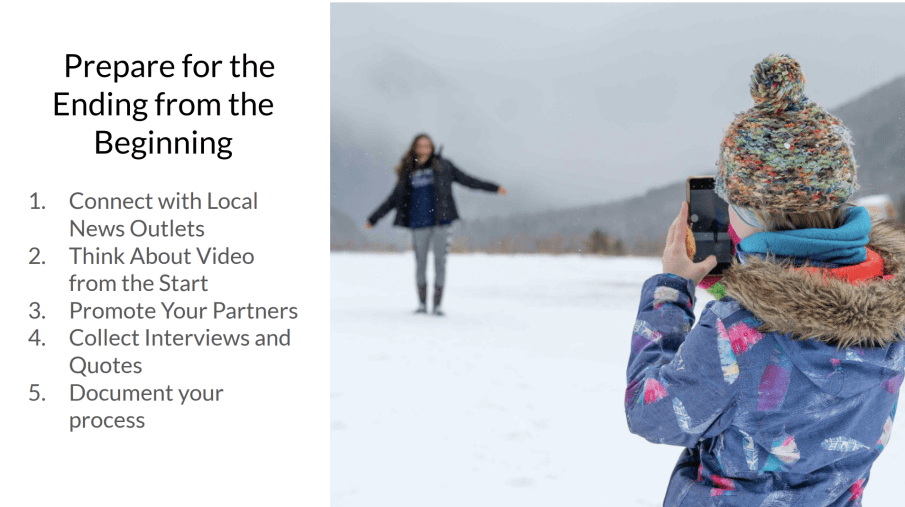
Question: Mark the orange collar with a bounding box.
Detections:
[798,247,886,283]
[699,247,892,292]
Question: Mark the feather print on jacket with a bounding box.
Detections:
[756,343,792,412]
[760,428,800,472]
[625,221,905,506]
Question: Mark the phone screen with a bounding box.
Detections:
[687,177,733,271]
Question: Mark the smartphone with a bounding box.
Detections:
[686,176,733,275]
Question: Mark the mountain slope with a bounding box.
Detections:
[450,73,905,251]
[831,75,905,200]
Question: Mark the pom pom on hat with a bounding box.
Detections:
[716,54,858,213]
[749,54,807,114]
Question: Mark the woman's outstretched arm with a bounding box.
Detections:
[367,181,405,226]
[448,159,501,192]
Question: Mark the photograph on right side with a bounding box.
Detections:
[331,3,905,506]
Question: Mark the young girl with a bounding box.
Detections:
[625,54,905,505]
[366,134,506,315]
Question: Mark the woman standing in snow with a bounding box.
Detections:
[624,54,905,505]
[366,133,507,315]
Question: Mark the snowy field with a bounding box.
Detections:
[331,253,905,506]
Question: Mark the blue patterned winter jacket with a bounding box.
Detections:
[625,221,905,506]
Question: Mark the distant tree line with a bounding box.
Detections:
[444,228,663,256]
[585,229,626,255]
[330,240,405,252]
[332,227,668,256]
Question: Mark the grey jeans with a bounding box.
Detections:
[412,225,450,287]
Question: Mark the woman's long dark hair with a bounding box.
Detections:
[395,133,435,183]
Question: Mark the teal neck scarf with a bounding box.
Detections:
[738,206,872,266]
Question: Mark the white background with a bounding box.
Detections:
[0,2,327,505]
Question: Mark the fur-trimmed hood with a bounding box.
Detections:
[721,220,905,348]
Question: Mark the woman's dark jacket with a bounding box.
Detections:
[367,156,499,228]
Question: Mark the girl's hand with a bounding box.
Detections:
[498,187,508,195]
[663,202,717,286]
[364,223,372,230]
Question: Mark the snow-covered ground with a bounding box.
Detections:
[331,253,905,506]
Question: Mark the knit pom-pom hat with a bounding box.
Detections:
[715,54,858,213]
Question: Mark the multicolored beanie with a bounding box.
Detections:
[715,54,858,213]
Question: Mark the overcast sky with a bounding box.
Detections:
[332,3,905,217]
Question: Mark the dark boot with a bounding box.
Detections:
[432,285,444,316]
[415,284,427,313]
